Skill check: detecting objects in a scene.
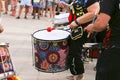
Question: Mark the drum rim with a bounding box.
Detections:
[32,29,70,42]
[0,42,9,47]
[34,66,69,73]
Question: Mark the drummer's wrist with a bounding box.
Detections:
[69,22,77,28]
[74,19,80,26]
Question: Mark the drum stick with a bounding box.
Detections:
[87,10,98,38]
[87,32,91,38]
[46,26,71,32]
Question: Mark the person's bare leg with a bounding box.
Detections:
[0,0,3,11]
[33,7,37,19]
[49,6,53,18]
[4,0,8,14]
[52,6,56,18]
[16,5,23,19]
[37,8,41,19]
[77,74,84,80]
[24,5,29,19]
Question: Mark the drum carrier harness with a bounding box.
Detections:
[68,0,88,40]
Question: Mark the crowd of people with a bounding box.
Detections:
[0,0,71,20]
[0,0,120,80]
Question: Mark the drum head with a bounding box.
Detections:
[32,30,70,41]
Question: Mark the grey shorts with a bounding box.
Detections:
[48,1,57,7]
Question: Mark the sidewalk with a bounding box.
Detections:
[0,5,97,80]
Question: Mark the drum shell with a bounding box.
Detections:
[89,49,100,58]
[0,43,15,79]
[32,30,70,73]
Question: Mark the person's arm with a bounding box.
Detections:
[69,2,100,28]
[84,13,111,33]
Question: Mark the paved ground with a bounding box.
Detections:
[0,3,97,80]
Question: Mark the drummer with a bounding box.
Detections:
[59,0,99,80]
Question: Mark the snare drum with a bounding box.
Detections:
[32,29,70,73]
[54,13,69,27]
[89,48,100,58]
[83,43,100,58]
[0,42,15,79]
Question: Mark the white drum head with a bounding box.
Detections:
[32,30,70,41]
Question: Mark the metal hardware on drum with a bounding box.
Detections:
[82,43,101,62]
[0,42,15,79]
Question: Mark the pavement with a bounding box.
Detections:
[0,3,97,80]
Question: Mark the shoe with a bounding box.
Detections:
[76,75,84,80]
[77,77,84,80]
[3,12,7,15]
[49,18,54,22]
[38,16,40,19]
[56,12,60,15]
[44,14,47,17]
[16,16,20,19]
[32,16,35,19]
[10,13,16,16]
[66,75,75,80]
[24,16,27,19]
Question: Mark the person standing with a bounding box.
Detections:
[32,0,43,19]
[3,0,9,14]
[84,0,120,80]
[48,0,58,21]
[42,0,48,17]
[16,0,31,19]
[59,0,99,80]
[10,0,18,16]
[0,0,3,12]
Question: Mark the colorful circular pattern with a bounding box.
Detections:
[38,42,50,51]
[47,52,60,64]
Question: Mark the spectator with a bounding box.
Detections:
[32,0,43,19]
[16,0,31,19]
[48,0,58,21]
[42,0,48,17]
[3,0,9,14]
[10,0,18,16]
[0,0,3,12]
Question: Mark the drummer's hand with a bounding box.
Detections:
[84,24,94,38]
[69,21,78,29]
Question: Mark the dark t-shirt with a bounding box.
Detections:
[86,0,97,8]
[99,0,120,41]
[68,0,98,52]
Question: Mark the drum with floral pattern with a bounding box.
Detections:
[0,43,15,79]
[32,29,70,73]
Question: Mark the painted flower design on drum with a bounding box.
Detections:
[0,47,8,65]
[40,59,50,70]
[47,52,60,64]
[3,62,9,71]
[8,61,14,70]
[58,49,68,68]
[33,44,38,53]
[38,42,49,51]
[39,51,47,61]
[49,42,59,52]
[0,47,7,56]
[59,40,68,49]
